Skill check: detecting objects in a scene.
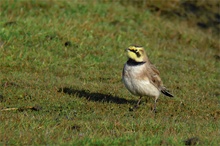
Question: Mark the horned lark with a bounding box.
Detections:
[122,45,173,112]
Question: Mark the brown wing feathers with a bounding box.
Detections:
[145,61,174,97]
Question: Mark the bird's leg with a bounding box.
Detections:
[134,96,142,109]
[153,96,158,113]
[137,96,142,106]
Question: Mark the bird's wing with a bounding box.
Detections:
[149,71,163,89]
[143,64,163,90]
[150,63,160,75]
[145,64,174,97]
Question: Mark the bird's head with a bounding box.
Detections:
[126,45,147,62]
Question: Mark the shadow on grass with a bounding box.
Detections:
[58,87,136,104]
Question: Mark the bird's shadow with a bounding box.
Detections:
[58,87,136,105]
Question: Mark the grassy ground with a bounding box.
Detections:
[0,0,219,145]
[120,0,220,37]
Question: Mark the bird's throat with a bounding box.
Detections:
[127,59,146,66]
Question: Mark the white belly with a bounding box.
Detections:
[123,63,160,97]
[123,77,160,97]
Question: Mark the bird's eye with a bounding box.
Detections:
[136,52,141,57]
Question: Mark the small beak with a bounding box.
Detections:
[125,48,129,51]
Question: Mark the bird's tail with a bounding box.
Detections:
[161,88,174,97]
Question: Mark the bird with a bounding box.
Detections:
[122,45,174,112]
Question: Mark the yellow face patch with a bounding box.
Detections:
[127,46,145,62]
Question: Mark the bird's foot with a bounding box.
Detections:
[134,104,140,109]
[129,104,140,112]
[151,107,157,114]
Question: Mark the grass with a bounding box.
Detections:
[0,0,219,145]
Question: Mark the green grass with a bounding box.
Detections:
[0,0,219,145]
